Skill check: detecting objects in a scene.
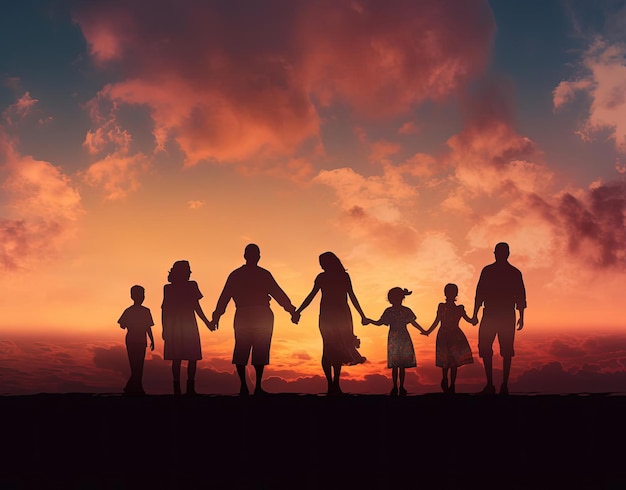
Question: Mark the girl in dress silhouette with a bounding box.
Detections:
[365,287,427,395]
[295,252,367,395]
[161,260,212,395]
[424,283,474,394]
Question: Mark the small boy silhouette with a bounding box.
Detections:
[118,285,155,395]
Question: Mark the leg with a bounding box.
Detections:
[322,358,333,394]
[501,355,512,395]
[398,368,407,396]
[480,355,495,394]
[441,367,449,393]
[172,360,182,395]
[186,360,197,395]
[332,364,343,394]
[390,367,398,395]
[449,366,458,394]
[478,320,496,394]
[236,364,249,395]
[254,364,266,395]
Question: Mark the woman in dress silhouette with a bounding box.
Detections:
[161,260,212,395]
[295,252,367,395]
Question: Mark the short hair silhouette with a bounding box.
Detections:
[444,283,458,300]
[387,287,412,303]
[244,243,261,264]
[494,242,510,261]
[130,285,145,301]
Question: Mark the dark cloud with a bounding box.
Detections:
[558,182,626,267]
[548,339,586,359]
[514,361,626,394]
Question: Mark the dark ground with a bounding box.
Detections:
[1,393,626,489]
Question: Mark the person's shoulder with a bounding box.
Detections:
[120,305,134,315]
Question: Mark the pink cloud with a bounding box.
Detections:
[3,92,38,126]
[554,37,626,154]
[73,0,495,173]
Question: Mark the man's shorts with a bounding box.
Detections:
[232,306,274,366]
[478,309,516,358]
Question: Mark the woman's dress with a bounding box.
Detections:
[435,303,473,368]
[316,271,366,365]
[162,280,203,361]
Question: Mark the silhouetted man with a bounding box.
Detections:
[471,242,526,395]
[210,244,299,395]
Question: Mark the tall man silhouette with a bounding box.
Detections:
[210,244,299,395]
[471,242,526,395]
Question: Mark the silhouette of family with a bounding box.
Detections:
[118,242,526,397]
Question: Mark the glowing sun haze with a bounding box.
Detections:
[1,0,626,394]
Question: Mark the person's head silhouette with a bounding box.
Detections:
[319,251,346,274]
[387,287,411,307]
[130,285,145,304]
[168,260,191,283]
[244,243,261,265]
[494,242,510,263]
[444,283,458,302]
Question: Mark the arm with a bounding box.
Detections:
[424,308,442,336]
[194,300,213,330]
[460,305,473,324]
[296,283,320,315]
[161,286,167,340]
[267,273,297,315]
[410,320,427,335]
[368,316,386,326]
[471,271,485,325]
[211,276,234,327]
[517,307,525,331]
[516,271,526,331]
[346,275,367,324]
[147,326,155,351]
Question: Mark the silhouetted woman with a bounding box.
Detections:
[296,252,367,395]
[424,283,474,394]
[162,260,211,395]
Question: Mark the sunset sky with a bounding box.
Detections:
[2,0,626,395]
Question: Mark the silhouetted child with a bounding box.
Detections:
[365,287,426,396]
[162,260,212,395]
[424,283,474,394]
[118,285,155,395]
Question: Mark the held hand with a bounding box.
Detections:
[291,311,301,324]
[420,330,429,336]
[361,317,370,326]
[471,316,479,326]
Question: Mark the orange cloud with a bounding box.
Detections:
[73,0,495,174]
[0,127,82,270]
[81,94,149,199]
